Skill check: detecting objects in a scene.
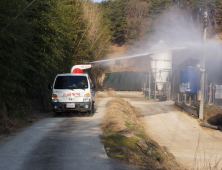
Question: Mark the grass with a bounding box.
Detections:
[104,129,115,135]
[125,121,149,140]
[101,97,181,169]
[102,124,174,168]
[0,110,34,136]
[104,134,139,149]
[103,134,140,161]
[135,131,148,140]
[192,133,222,170]
[125,121,139,131]
[122,109,129,115]
[109,154,125,159]
[105,134,139,148]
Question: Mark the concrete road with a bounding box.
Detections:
[117,92,222,170]
[0,98,137,170]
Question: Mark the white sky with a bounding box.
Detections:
[92,0,103,2]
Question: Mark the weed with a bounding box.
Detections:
[104,129,115,135]
[125,121,131,128]
[105,134,139,148]
[135,131,148,140]
[109,154,125,159]
[122,109,129,115]
[170,153,175,159]
[125,121,139,131]
[193,133,222,170]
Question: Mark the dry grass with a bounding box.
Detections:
[100,98,184,170]
[95,91,120,98]
[0,109,33,137]
[192,133,222,170]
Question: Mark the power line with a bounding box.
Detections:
[1,0,38,33]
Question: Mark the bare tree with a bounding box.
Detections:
[124,0,151,40]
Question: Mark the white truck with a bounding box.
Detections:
[48,65,95,116]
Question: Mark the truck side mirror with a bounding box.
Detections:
[91,82,96,89]
[48,83,53,90]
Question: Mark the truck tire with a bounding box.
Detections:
[88,102,94,116]
[54,112,59,117]
[92,101,95,113]
[88,109,92,117]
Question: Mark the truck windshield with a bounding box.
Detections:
[54,76,88,89]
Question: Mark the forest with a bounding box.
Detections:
[0,0,110,121]
[101,0,222,45]
[0,0,222,123]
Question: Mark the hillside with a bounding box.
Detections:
[1,0,222,127]
[99,0,222,74]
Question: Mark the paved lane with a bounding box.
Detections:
[0,98,137,170]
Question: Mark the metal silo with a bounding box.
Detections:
[180,66,200,93]
[150,41,172,91]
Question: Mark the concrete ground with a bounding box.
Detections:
[117,91,222,170]
[0,98,138,170]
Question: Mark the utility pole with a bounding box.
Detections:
[199,11,208,120]
[149,71,151,99]
[154,60,157,100]
[145,75,148,98]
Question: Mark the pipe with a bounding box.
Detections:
[185,94,186,104]
[142,82,143,94]
[175,102,198,117]
[189,95,191,105]
[178,93,179,103]
[200,123,222,130]
[213,86,215,104]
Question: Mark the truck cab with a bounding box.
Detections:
[48,65,95,115]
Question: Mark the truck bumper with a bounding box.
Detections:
[52,102,92,112]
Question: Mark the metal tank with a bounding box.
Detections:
[180,66,200,93]
[150,40,172,91]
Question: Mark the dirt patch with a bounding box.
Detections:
[100,98,185,170]
[203,104,222,126]
[95,91,120,98]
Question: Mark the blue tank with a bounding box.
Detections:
[180,66,200,93]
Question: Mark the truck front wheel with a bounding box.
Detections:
[88,102,94,116]
[54,112,60,117]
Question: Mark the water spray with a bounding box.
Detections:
[88,46,186,64]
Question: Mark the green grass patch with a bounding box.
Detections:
[125,121,131,128]
[105,134,139,148]
[103,134,141,160]
[122,109,129,115]
[109,154,125,159]
[104,129,115,135]
[125,121,139,131]
[135,131,148,140]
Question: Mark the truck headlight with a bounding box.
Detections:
[83,93,90,102]
[83,98,90,102]
[52,98,59,102]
